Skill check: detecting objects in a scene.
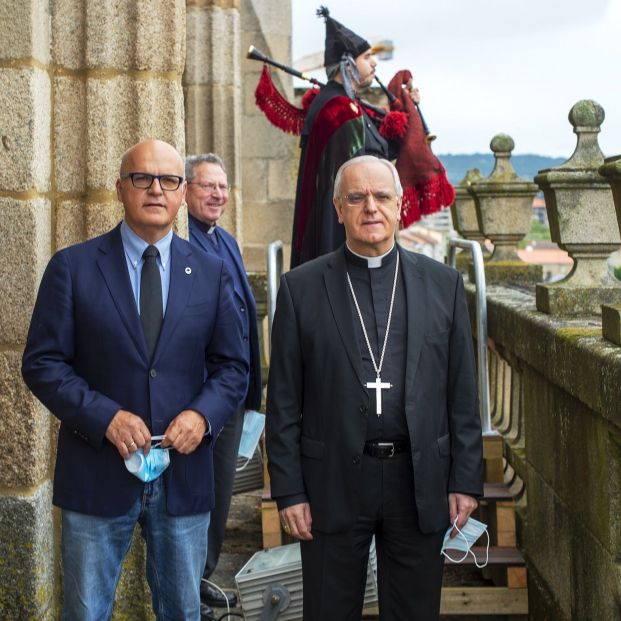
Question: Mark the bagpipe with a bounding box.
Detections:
[247,45,455,227]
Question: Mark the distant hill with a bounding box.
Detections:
[438,154,566,185]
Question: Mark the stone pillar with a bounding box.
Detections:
[449,168,488,274]
[0,2,55,618]
[0,1,187,618]
[184,0,242,238]
[535,100,620,315]
[240,0,296,271]
[469,134,541,285]
[599,155,621,343]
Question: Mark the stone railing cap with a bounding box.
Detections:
[599,155,621,180]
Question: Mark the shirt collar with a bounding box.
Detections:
[189,213,217,235]
[120,220,172,271]
[345,241,397,269]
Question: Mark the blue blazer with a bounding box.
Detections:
[189,217,262,411]
[22,225,249,517]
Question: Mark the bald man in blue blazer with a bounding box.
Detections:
[22,140,248,621]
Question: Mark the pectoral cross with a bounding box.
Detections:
[366,376,392,416]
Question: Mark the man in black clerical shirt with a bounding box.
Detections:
[266,156,483,620]
[185,153,262,621]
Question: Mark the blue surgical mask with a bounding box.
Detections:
[441,516,489,568]
[124,446,170,482]
[238,410,265,460]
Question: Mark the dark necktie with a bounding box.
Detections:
[140,245,163,359]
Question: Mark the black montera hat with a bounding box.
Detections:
[317,6,370,66]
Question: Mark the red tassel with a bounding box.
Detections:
[379,111,408,140]
[400,172,455,229]
[254,65,306,136]
[302,87,320,111]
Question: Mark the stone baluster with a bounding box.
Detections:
[599,155,621,343]
[468,134,542,285]
[535,100,620,315]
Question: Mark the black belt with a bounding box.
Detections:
[363,441,410,458]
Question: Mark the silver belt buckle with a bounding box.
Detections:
[377,442,395,458]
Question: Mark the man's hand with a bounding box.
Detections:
[448,492,478,538]
[404,78,421,104]
[161,409,207,454]
[279,502,313,541]
[106,409,151,459]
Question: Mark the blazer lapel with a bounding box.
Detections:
[400,247,427,399]
[323,249,365,388]
[153,235,194,361]
[96,227,149,363]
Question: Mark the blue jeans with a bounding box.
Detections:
[61,477,210,621]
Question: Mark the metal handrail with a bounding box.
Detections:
[267,240,284,337]
[447,239,494,435]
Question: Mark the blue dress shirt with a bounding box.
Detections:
[120,221,172,315]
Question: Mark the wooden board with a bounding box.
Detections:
[362,587,528,617]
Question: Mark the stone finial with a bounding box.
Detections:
[468,134,542,285]
[450,168,485,240]
[534,100,620,315]
[450,168,488,275]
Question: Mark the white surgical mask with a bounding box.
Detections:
[440,516,489,568]
[238,410,265,460]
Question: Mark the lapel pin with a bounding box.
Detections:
[185,267,192,275]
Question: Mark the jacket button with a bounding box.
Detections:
[150,369,157,378]
[240,306,246,313]
[352,455,360,465]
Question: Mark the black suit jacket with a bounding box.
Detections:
[266,245,483,534]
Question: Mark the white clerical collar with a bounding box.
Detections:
[345,242,396,269]
[207,223,217,235]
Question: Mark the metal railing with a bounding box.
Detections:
[267,240,283,337]
[447,239,493,435]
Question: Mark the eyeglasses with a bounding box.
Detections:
[340,191,397,206]
[189,182,230,194]
[121,172,184,191]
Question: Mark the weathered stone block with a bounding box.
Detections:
[185,5,240,86]
[54,76,87,194]
[85,201,124,240]
[268,158,296,201]
[241,115,293,159]
[0,68,51,192]
[0,198,51,344]
[468,260,542,287]
[242,157,268,203]
[51,0,85,69]
[0,0,50,63]
[0,483,55,619]
[243,199,293,244]
[55,200,86,250]
[536,282,621,316]
[185,84,239,161]
[85,0,185,72]
[85,77,185,192]
[0,351,52,488]
[601,304,621,346]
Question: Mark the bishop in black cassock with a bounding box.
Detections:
[266,156,483,621]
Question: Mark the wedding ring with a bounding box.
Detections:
[129,441,136,448]
[283,523,290,532]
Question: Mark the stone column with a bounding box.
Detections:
[449,168,488,274]
[469,134,542,285]
[184,0,242,238]
[0,2,55,617]
[240,0,296,271]
[535,100,620,315]
[0,1,187,618]
[599,155,621,343]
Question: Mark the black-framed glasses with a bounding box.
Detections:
[121,172,184,191]
[189,182,230,193]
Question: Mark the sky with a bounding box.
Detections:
[291,0,621,157]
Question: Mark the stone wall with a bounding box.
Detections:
[240,0,297,271]
[459,101,621,618]
[0,1,186,618]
